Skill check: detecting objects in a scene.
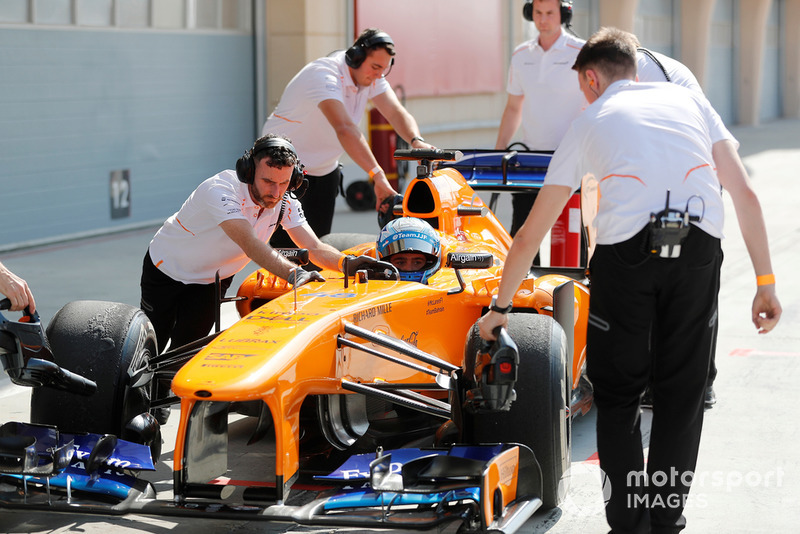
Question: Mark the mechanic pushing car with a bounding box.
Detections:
[140,134,376,353]
[478,28,781,534]
[376,217,442,283]
[262,28,435,250]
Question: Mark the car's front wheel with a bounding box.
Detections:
[463,312,571,509]
[30,300,161,460]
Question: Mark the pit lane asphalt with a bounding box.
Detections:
[2,120,799,533]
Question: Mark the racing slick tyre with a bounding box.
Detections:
[321,232,377,252]
[30,300,160,458]
[464,313,571,509]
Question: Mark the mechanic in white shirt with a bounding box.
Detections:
[479,28,781,533]
[495,0,586,237]
[140,135,374,353]
[262,28,434,249]
[635,41,720,410]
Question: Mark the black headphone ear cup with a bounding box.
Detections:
[522,1,533,21]
[289,164,305,191]
[236,151,255,184]
[345,44,364,68]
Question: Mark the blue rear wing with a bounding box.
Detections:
[435,150,553,191]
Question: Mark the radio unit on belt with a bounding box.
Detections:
[647,190,703,258]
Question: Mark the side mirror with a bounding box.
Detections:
[446,252,494,295]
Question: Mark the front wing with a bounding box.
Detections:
[1,424,542,533]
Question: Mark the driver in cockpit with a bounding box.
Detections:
[375,217,441,284]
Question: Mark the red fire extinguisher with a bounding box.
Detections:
[550,193,582,267]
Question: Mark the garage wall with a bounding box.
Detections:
[0,27,255,250]
[706,0,738,124]
[634,0,677,56]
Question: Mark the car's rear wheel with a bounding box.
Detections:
[30,300,160,459]
[463,313,571,509]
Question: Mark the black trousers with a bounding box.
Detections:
[270,166,341,248]
[510,191,537,237]
[140,250,233,353]
[586,226,721,534]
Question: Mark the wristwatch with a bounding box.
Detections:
[490,295,513,314]
[411,136,425,144]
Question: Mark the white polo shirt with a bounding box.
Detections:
[545,80,736,245]
[261,50,390,176]
[148,170,306,284]
[506,29,586,150]
[636,49,703,93]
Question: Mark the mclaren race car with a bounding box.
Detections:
[0,148,592,533]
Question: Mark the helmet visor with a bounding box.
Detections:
[379,230,439,258]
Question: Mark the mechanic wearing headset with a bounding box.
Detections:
[0,261,35,312]
[478,28,781,534]
[375,217,441,284]
[140,134,375,353]
[495,0,586,239]
[262,28,435,249]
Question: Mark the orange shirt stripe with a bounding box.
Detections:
[684,163,711,182]
[600,174,646,185]
[176,218,195,236]
[273,114,302,124]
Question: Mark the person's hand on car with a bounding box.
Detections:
[0,262,36,312]
[478,310,508,341]
[341,255,379,276]
[287,268,325,288]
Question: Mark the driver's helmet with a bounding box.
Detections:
[376,217,441,283]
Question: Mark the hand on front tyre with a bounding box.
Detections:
[287,268,325,288]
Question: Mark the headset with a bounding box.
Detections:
[345,30,395,70]
[236,136,306,194]
[523,0,573,27]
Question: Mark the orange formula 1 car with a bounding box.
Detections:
[0,149,592,533]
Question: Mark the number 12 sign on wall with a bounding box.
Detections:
[110,169,131,219]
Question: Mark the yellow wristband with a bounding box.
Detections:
[368,166,382,179]
[756,274,775,286]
